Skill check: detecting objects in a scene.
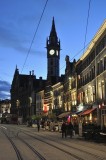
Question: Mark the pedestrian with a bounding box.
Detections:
[68,122,74,138]
[37,120,40,132]
[61,121,67,138]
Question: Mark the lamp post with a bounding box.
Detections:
[16,100,20,116]
[29,97,32,116]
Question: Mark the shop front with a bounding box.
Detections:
[78,107,97,124]
[101,107,106,129]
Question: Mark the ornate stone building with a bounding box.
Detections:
[63,55,76,112]
[43,17,64,115]
[10,67,46,121]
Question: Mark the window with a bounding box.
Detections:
[96,35,106,55]
[97,62,100,75]
[100,59,103,73]
[51,69,53,75]
[104,57,106,70]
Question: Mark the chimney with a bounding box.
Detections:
[32,70,34,75]
[29,71,31,75]
[39,77,42,80]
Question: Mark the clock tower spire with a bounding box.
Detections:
[46,17,60,81]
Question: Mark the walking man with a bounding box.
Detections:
[68,122,74,138]
[61,121,67,138]
[37,120,40,132]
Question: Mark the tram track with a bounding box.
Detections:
[1,126,46,160]
[1,125,83,160]
[17,136,46,160]
[33,132,106,160]
[1,127,23,160]
[1,125,106,160]
[21,131,88,160]
[21,130,106,160]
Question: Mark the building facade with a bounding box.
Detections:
[0,99,11,116]
[52,82,64,115]
[36,90,44,116]
[10,67,46,121]
[76,20,106,127]
[43,17,63,115]
[10,18,106,128]
[63,55,76,112]
[46,17,60,79]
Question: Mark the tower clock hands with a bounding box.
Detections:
[49,49,55,55]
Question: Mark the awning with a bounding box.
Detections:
[78,108,97,116]
[75,110,83,115]
[58,112,70,118]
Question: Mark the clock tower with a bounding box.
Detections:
[46,17,60,80]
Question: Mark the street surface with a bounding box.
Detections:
[0,124,106,160]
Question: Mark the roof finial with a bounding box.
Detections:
[50,17,57,37]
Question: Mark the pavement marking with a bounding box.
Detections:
[0,126,7,130]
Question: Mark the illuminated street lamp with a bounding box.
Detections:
[16,100,20,116]
[29,97,32,106]
[16,100,20,107]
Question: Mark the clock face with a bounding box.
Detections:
[49,49,55,55]
[56,50,58,56]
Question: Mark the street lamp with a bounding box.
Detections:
[101,80,104,100]
[28,97,32,116]
[16,100,20,116]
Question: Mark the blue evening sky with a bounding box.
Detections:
[0,0,106,99]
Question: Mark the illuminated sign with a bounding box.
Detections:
[43,104,49,113]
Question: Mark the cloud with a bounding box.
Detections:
[0,25,18,45]
[0,25,27,51]
[0,80,11,100]
[0,24,41,56]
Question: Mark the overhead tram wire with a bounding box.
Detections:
[60,22,106,74]
[21,0,49,73]
[59,0,95,86]
[60,23,106,82]
[83,0,92,54]
[60,0,92,73]
[60,42,89,72]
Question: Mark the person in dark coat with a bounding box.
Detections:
[61,121,67,138]
[37,121,40,132]
[68,122,74,138]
